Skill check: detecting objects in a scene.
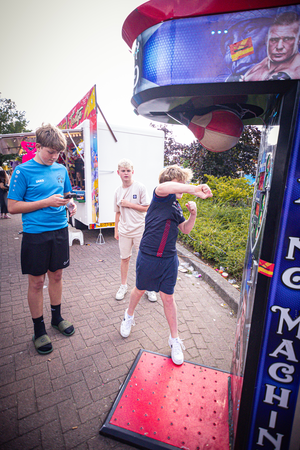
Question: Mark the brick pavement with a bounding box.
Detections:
[0,214,237,450]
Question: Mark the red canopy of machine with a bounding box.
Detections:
[122,0,299,47]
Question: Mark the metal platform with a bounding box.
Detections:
[100,350,231,450]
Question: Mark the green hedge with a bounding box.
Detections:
[178,175,254,281]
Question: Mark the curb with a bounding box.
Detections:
[176,242,240,314]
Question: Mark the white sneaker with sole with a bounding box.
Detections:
[116,285,128,300]
[168,335,185,365]
[120,309,135,338]
[145,291,157,302]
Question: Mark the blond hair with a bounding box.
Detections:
[36,123,67,152]
[159,165,193,184]
[118,158,133,170]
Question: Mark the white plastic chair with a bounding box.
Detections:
[68,225,84,246]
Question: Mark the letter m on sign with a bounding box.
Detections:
[271,306,300,339]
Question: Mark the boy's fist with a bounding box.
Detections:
[186,201,197,215]
[194,184,213,199]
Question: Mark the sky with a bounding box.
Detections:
[1,0,194,143]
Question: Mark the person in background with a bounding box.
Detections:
[75,156,84,190]
[120,165,213,365]
[7,124,77,355]
[0,169,10,219]
[114,158,157,302]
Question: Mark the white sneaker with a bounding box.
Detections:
[168,335,185,365]
[116,285,128,300]
[120,309,135,338]
[145,291,157,302]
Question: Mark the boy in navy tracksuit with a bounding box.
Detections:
[120,164,212,365]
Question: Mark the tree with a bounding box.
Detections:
[0,95,31,166]
[180,140,206,180]
[0,95,30,134]
[150,123,184,166]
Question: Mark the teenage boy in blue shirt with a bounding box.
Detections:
[8,124,77,355]
[120,164,212,365]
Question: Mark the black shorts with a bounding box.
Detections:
[21,227,69,276]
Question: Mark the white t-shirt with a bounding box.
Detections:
[114,181,150,237]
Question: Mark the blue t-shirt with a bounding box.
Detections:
[8,159,72,233]
[139,190,185,258]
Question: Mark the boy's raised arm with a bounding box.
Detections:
[155,182,193,197]
[155,182,212,199]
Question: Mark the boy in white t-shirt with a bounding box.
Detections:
[114,159,157,302]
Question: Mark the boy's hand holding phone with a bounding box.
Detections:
[64,193,77,199]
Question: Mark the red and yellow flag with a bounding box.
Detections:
[230,37,254,62]
[258,259,275,278]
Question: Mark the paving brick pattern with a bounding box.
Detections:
[0,215,237,450]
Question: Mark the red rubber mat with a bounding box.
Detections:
[100,350,231,450]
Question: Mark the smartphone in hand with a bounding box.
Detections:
[64,193,77,199]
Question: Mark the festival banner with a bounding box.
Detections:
[58,86,99,224]
[57,85,97,130]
